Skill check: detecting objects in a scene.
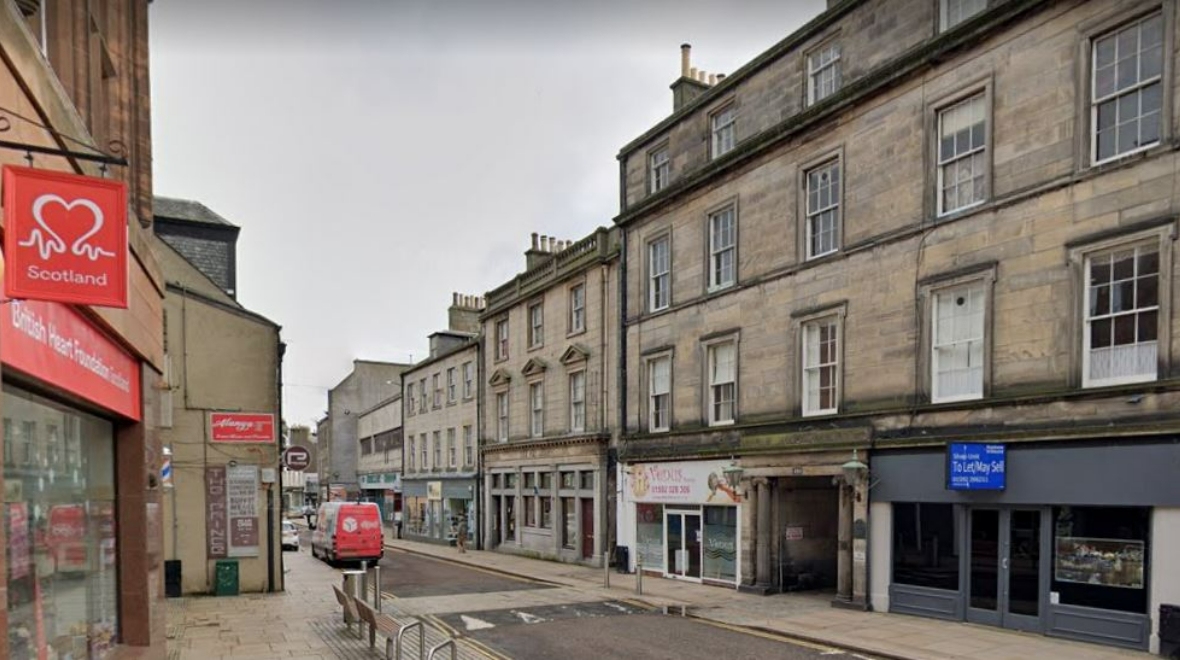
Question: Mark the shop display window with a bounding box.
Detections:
[561,498,576,549]
[703,506,737,582]
[1052,506,1149,614]
[892,502,959,591]
[636,503,664,569]
[4,386,118,660]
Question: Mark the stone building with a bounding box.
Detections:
[154,198,284,596]
[322,360,408,500]
[0,2,166,657]
[401,294,483,545]
[356,393,402,528]
[480,230,619,566]
[612,0,1180,653]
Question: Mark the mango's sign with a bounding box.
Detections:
[3,165,129,308]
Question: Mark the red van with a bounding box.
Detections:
[310,502,384,564]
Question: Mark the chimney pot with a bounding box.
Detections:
[689,66,698,80]
[716,73,727,81]
[708,73,717,85]
[680,43,692,78]
[452,292,458,306]
[531,232,539,250]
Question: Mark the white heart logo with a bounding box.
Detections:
[17,194,116,262]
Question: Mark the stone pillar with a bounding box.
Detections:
[836,480,853,602]
[739,479,756,586]
[852,479,870,607]
[755,478,772,589]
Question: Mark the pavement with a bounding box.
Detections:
[165,523,1156,660]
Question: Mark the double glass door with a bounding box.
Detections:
[967,508,1045,631]
[666,510,702,580]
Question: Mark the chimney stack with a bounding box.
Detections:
[672,43,712,112]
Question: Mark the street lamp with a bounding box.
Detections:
[840,449,870,488]
[721,458,744,494]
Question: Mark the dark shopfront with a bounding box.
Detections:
[874,439,1180,652]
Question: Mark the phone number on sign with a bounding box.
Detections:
[650,485,691,495]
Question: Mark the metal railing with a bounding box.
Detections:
[427,639,457,660]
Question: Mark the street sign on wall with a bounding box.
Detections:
[210,412,275,443]
[282,445,311,471]
[946,443,1006,490]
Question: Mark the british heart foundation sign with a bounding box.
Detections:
[3,165,128,308]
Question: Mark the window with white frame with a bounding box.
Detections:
[432,430,441,467]
[463,425,474,466]
[649,356,671,432]
[447,428,457,468]
[707,341,736,425]
[569,371,586,432]
[1092,13,1164,164]
[649,145,670,194]
[802,317,840,415]
[529,382,544,437]
[406,385,415,414]
[447,367,456,403]
[418,380,427,413]
[711,104,736,158]
[432,374,442,408]
[708,206,737,290]
[649,235,671,311]
[805,159,840,258]
[408,437,416,470]
[807,43,841,105]
[1084,241,1159,386]
[528,302,544,348]
[938,93,987,215]
[932,283,985,402]
[496,392,509,441]
[570,284,586,333]
[462,361,474,398]
[940,0,986,31]
[419,433,427,468]
[495,318,510,360]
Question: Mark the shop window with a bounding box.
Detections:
[541,497,553,528]
[636,503,665,570]
[505,473,517,489]
[505,497,516,541]
[703,506,738,582]
[4,386,118,659]
[540,472,552,491]
[524,495,536,527]
[580,471,594,491]
[1052,506,1149,614]
[561,471,576,489]
[562,498,577,549]
[892,502,959,591]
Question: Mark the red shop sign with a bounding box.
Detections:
[210,412,275,443]
[3,165,128,308]
[0,295,141,421]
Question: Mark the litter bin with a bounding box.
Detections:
[165,560,182,598]
[614,546,630,574]
[1161,604,1180,658]
[214,560,239,597]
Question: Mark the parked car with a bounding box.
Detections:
[281,520,300,551]
[310,502,383,565]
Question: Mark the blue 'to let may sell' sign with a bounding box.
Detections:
[947,443,1006,490]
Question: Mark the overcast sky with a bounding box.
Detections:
[148,0,826,431]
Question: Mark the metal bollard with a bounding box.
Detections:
[636,556,643,595]
[603,550,610,589]
[371,563,382,612]
[360,561,369,601]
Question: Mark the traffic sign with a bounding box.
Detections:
[282,445,311,471]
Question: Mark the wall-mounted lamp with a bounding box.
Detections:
[228,460,238,468]
[721,458,745,497]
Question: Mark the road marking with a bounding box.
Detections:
[461,614,495,631]
[514,611,547,624]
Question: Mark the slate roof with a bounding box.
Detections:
[153,196,237,227]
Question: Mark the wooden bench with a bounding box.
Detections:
[331,585,361,635]
[355,599,402,658]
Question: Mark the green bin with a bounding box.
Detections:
[214,560,239,596]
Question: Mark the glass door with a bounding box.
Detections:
[665,510,703,580]
[966,508,1044,631]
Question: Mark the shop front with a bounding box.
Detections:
[359,471,401,526]
[872,440,1180,652]
[2,298,146,659]
[621,459,741,586]
[402,477,475,545]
